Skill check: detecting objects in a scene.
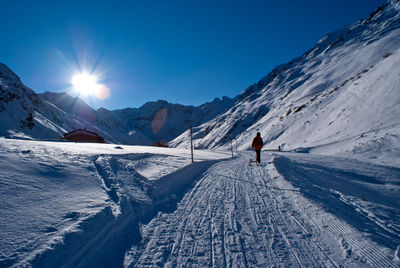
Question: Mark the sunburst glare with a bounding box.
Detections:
[71,73,98,95]
[71,73,111,100]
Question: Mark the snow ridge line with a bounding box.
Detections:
[331,189,400,237]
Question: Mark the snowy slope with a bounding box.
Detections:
[170,1,400,167]
[0,63,61,140]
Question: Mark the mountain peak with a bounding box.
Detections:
[0,62,22,85]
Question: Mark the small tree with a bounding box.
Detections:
[25,112,35,129]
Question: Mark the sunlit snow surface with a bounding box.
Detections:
[1,138,399,267]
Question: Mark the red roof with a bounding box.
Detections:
[63,129,105,143]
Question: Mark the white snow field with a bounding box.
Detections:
[1,138,399,267]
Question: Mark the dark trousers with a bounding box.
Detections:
[255,150,261,163]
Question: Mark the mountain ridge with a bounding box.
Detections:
[0,63,234,144]
[1,1,399,167]
[170,1,400,166]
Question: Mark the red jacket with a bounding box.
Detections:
[252,135,263,150]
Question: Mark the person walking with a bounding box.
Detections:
[252,132,263,164]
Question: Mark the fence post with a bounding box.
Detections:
[190,124,194,163]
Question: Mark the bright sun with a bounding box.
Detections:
[71,73,98,95]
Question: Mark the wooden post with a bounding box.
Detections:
[190,124,194,163]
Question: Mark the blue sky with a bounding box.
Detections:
[1,0,386,110]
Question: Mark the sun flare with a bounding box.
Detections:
[71,73,98,95]
[71,72,111,100]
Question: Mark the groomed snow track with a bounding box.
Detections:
[125,153,400,268]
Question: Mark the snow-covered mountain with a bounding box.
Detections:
[0,63,233,145]
[111,97,234,145]
[0,63,61,140]
[2,1,400,167]
[171,0,400,166]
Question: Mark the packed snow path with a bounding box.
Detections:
[125,153,400,267]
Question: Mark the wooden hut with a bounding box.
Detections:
[63,129,105,143]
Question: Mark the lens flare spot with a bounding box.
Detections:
[95,84,111,100]
[152,108,168,134]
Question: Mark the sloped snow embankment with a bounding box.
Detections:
[0,138,229,267]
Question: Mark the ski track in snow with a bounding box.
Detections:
[125,152,399,268]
